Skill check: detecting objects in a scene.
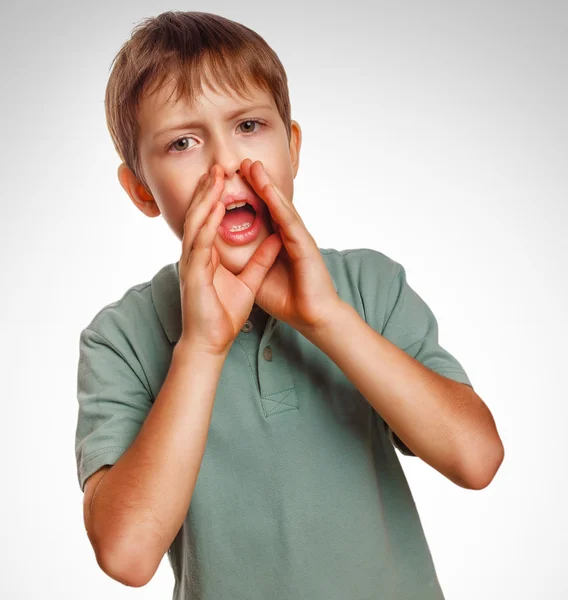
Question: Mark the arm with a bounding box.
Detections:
[86,342,227,587]
[299,301,504,490]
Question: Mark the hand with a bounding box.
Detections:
[178,164,283,356]
[238,158,342,333]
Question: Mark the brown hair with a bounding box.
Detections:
[104,10,292,194]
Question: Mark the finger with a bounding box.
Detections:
[191,200,226,269]
[241,160,306,234]
[248,174,309,261]
[181,168,224,266]
[192,166,221,214]
[236,232,283,295]
[181,170,216,268]
[195,168,224,216]
[190,168,215,209]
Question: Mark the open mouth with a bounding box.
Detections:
[221,201,258,232]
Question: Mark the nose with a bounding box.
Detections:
[210,163,243,184]
[211,142,244,181]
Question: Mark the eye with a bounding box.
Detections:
[167,118,267,153]
[238,118,266,134]
[168,136,196,153]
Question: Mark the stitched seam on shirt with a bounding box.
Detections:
[262,388,296,408]
[380,261,400,335]
[86,283,152,325]
[82,446,127,464]
[319,248,369,257]
[235,336,295,418]
[262,389,298,417]
[263,386,295,398]
[235,336,256,378]
[84,328,154,401]
[266,405,298,417]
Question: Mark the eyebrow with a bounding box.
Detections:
[153,103,273,140]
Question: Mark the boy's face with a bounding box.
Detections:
[119,77,301,276]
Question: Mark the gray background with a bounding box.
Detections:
[1,1,566,598]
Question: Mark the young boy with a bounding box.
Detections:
[75,10,504,599]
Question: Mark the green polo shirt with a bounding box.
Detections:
[75,247,472,599]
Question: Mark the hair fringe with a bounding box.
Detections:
[104,11,292,193]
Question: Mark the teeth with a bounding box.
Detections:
[225,200,247,211]
[228,222,253,232]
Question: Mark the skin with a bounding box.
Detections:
[117,76,302,276]
[114,74,505,492]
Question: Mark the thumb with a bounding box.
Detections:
[237,233,282,295]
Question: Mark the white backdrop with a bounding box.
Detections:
[2,0,566,598]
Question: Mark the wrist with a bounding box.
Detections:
[298,298,352,340]
[173,338,231,362]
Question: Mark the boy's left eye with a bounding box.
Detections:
[238,118,266,134]
[168,118,267,153]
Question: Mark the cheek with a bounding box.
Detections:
[152,163,198,196]
[153,172,195,210]
[152,188,193,238]
[276,170,294,201]
[264,160,292,195]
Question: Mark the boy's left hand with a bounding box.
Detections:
[239,158,342,333]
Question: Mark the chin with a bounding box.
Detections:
[219,251,252,276]
[217,233,271,276]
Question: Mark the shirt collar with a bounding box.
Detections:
[151,254,339,346]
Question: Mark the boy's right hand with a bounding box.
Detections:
[178,164,283,357]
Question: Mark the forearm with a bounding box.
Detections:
[90,341,228,585]
[300,301,503,489]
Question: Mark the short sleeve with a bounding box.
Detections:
[75,327,153,492]
[364,256,473,457]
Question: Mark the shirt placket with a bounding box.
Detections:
[237,305,299,418]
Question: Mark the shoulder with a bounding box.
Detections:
[83,280,152,338]
[317,247,402,332]
[318,246,401,300]
[79,265,169,357]
[318,246,399,282]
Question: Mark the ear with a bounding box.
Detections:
[117,163,161,218]
[289,120,302,179]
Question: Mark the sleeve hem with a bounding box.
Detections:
[78,447,128,493]
[388,427,416,457]
[83,327,154,400]
[433,368,473,388]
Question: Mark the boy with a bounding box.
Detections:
[75,10,504,599]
